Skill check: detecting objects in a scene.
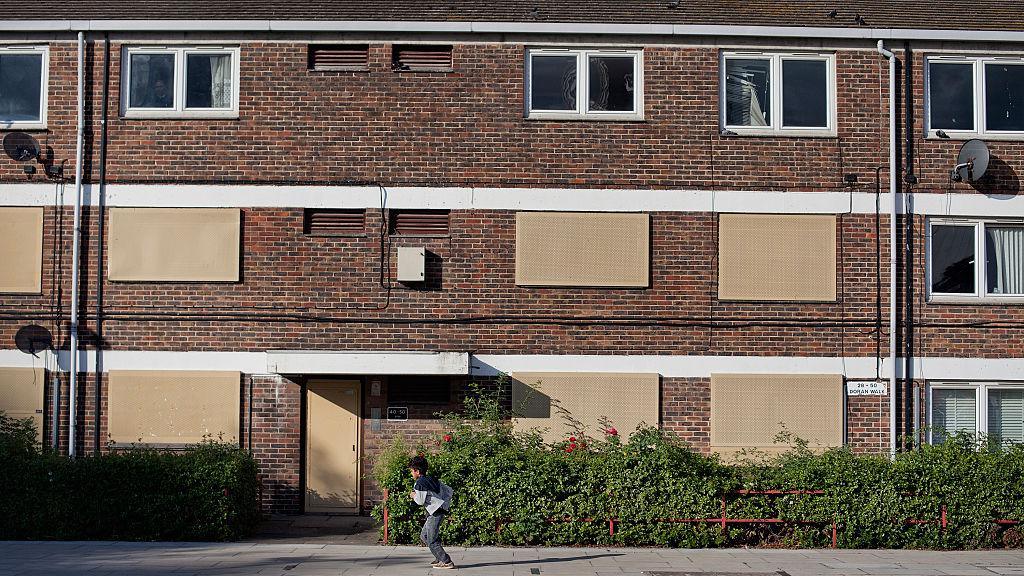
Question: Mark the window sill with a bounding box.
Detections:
[310,67,370,73]
[525,113,645,122]
[121,110,239,120]
[925,132,1024,142]
[720,128,837,138]
[0,123,46,131]
[392,67,454,73]
[928,295,1024,305]
[305,232,370,238]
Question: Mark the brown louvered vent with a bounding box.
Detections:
[309,44,369,70]
[392,45,453,71]
[390,210,450,236]
[304,209,366,235]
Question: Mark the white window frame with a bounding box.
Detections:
[925,55,1024,140]
[928,382,1024,445]
[0,45,48,130]
[121,45,240,119]
[524,48,644,121]
[720,51,837,137]
[927,218,1024,303]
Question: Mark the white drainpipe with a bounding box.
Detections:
[69,31,85,457]
[876,40,898,460]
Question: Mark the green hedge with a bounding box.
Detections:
[372,384,1024,549]
[0,412,260,541]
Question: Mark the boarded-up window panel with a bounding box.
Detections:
[0,367,46,443]
[304,209,365,235]
[0,207,43,293]
[108,208,240,281]
[309,44,369,70]
[511,372,659,443]
[390,210,450,235]
[516,212,649,287]
[393,45,452,70]
[710,373,843,458]
[108,371,240,445]
[718,214,837,301]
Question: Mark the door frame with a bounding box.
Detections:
[301,376,363,514]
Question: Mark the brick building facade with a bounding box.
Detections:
[2,3,1024,515]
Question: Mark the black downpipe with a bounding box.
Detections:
[903,42,916,449]
[94,34,110,456]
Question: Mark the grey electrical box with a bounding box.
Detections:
[397,247,425,282]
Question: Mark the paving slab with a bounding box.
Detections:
[2,542,1024,575]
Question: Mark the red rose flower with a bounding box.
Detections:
[606,427,618,436]
[569,436,576,442]
[443,434,453,442]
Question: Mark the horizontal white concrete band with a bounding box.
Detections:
[6,184,1024,217]
[2,20,1024,43]
[3,349,1024,382]
[473,354,883,378]
[266,351,469,375]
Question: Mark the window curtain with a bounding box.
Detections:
[987,226,1024,295]
[932,388,976,444]
[209,54,232,108]
[726,60,770,127]
[989,389,1024,446]
[590,58,610,111]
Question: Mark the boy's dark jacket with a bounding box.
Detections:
[413,476,453,515]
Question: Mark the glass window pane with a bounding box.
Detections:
[929,63,974,131]
[0,53,43,122]
[932,388,977,444]
[988,389,1024,446]
[129,53,175,109]
[985,63,1024,132]
[985,226,1024,295]
[931,225,976,294]
[782,59,828,128]
[186,54,233,109]
[530,55,577,111]
[588,55,634,112]
[725,58,770,127]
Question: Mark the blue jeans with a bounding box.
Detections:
[420,513,450,564]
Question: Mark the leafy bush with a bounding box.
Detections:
[372,384,1024,549]
[0,411,260,541]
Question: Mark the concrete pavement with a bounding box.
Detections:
[1,542,1023,576]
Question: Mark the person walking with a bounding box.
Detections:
[408,455,455,569]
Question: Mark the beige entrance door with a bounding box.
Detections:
[305,379,361,513]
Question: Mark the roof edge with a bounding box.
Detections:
[1,20,1024,42]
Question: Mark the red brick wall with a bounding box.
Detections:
[1,208,894,355]
[3,36,1023,515]
[5,42,1024,192]
[249,374,303,515]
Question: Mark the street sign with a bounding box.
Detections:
[846,381,887,396]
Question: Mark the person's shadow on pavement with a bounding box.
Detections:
[456,552,625,569]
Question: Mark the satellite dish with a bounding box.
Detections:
[951,139,990,183]
[14,324,53,356]
[2,132,40,162]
